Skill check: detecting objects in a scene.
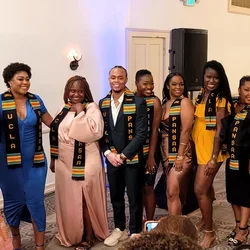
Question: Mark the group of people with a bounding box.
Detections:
[0,60,249,250]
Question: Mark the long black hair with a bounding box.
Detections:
[203,60,234,114]
[162,72,188,104]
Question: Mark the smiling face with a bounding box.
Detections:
[9,71,30,95]
[68,80,85,104]
[136,74,154,97]
[239,81,250,105]
[167,75,185,98]
[203,68,220,92]
[109,68,127,93]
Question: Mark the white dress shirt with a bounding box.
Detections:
[111,93,124,125]
[104,93,124,157]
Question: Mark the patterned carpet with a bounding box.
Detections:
[2,166,250,249]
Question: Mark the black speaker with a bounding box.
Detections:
[169,28,208,91]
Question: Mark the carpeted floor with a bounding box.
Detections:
[2,166,250,249]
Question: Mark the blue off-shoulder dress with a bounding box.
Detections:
[0,94,47,232]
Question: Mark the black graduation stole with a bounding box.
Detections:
[1,91,44,168]
[50,102,88,180]
[168,98,182,163]
[100,88,138,164]
[229,106,250,171]
[143,96,154,156]
[195,88,217,130]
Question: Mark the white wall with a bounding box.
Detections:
[0,0,131,205]
[1,0,250,204]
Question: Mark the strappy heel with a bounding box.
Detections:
[12,232,21,250]
[229,225,249,246]
[200,230,216,249]
[35,243,44,248]
[227,220,240,239]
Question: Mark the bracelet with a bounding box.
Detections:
[210,159,217,164]
[212,154,217,160]
[180,142,187,146]
[176,155,185,160]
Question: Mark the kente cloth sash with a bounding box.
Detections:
[50,102,88,180]
[100,88,139,164]
[2,91,44,168]
[229,105,250,171]
[168,98,182,163]
[195,88,217,130]
[143,96,155,156]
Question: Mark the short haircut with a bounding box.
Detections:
[135,69,152,82]
[239,75,250,88]
[3,62,32,88]
[109,65,127,78]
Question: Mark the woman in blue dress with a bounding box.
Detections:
[0,63,52,250]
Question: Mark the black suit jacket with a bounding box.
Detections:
[99,95,148,161]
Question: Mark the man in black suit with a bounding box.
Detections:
[99,66,148,246]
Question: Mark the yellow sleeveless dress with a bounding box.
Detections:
[192,98,229,165]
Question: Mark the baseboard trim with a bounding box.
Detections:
[0,182,55,210]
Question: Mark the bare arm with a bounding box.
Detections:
[205,106,226,177]
[42,112,53,127]
[174,98,194,172]
[211,106,226,160]
[146,97,162,172]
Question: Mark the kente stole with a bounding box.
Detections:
[196,89,217,130]
[50,103,88,180]
[143,96,155,156]
[2,91,44,168]
[101,88,138,164]
[229,106,250,171]
[168,98,182,164]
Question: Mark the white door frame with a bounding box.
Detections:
[125,28,170,90]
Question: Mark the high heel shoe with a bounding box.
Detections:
[229,226,249,246]
[227,220,240,239]
[35,243,44,249]
[12,232,21,250]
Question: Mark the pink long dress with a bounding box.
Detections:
[54,102,109,247]
[0,214,13,250]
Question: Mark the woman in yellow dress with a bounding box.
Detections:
[192,60,234,249]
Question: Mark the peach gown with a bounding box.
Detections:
[54,102,109,247]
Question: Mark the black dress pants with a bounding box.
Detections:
[107,162,144,234]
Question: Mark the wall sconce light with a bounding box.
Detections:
[68,49,82,70]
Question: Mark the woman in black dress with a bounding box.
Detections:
[221,75,250,246]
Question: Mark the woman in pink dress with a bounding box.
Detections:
[49,76,109,250]
[0,214,13,250]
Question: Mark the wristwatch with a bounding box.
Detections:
[120,153,127,161]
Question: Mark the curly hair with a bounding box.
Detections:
[63,75,94,104]
[154,215,198,243]
[162,72,188,104]
[2,62,32,88]
[119,232,202,250]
